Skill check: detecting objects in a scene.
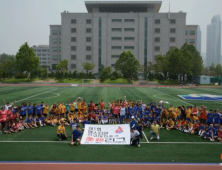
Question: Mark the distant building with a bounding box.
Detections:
[206,15,221,67]
[185,25,201,53]
[33,45,50,68]
[48,1,201,73]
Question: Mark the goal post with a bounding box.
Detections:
[81,79,97,87]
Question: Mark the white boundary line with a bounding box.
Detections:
[152,88,192,105]
[142,131,149,143]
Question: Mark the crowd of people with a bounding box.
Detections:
[0,98,222,147]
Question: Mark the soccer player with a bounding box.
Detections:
[99,99,105,109]
[150,120,160,140]
[20,102,27,119]
[36,103,42,118]
[207,109,214,125]
[70,118,78,132]
[130,116,137,130]
[166,118,175,130]
[217,125,222,142]
[119,105,126,124]
[213,110,220,125]
[82,117,90,128]
[130,128,140,147]
[57,121,67,141]
[71,125,82,145]
[0,106,7,134]
[42,103,49,118]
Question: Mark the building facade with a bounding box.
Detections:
[33,45,50,68]
[49,1,201,73]
[206,15,221,67]
[185,25,201,53]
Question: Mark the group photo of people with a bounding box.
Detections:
[0,97,222,147]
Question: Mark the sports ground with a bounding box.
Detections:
[0,85,222,165]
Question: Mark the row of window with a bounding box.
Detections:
[52,47,61,52]
[71,46,91,51]
[34,49,49,52]
[112,37,135,41]
[186,39,195,44]
[71,37,91,42]
[154,28,176,33]
[112,46,134,50]
[154,37,176,42]
[38,57,49,60]
[36,53,50,56]
[70,55,91,60]
[186,30,196,35]
[112,28,134,32]
[70,19,177,24]
[71,28,92,33]
[51,30,61,35]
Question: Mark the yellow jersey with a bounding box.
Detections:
[70,103,75,111]
[43,106,49,114]
[186,109,192,118]
[61,105,66,113]
[77,102,82,109]
[57,125,65,134]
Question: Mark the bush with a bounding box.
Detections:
[14,73,27,79]
[110,76,116,80]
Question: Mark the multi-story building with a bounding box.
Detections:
[33,45,50,68]
[49,1,201,73]
[206,15,221,67]
[185,25,201,53]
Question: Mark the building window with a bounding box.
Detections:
[42,54,46,56]
[71,64,76,69]
[86,19,91,24]
[124,19,134,22]
[42,49,47,52]
[59,30,61,35]
[124,37,134,41]
[170,28,176,33]
[111,64,115,67]
[155,37,160,42]
[52,38,58,44]
[155,19,160,24]
[155,46,160,51]
[86,46,91,51]
[71,28,76,33]
[170,19,176,24]
[112,37,122,40]
[37,49,41,52]
[71,46,76,51]
[186,30,188,35]
[71,55,76,60]
[124,46,134,50]
[170,37,176,42]
[52,56,58,60]
[52,47,58,52]
[112,46,122,50]
[112,28,122,32]
[111,55,119,58]
[189,30,195,35]
[52,30,58,35]
[37,53,41,56]
[52,64,57,70]
[71,19,76,24]
[124,28,134,32]
[189,39,195,44]
[86,28,91,33]
[71,37,76,42]
[112,19,122,22]
[155,28,160,33]
[86,55,91,60]
[86,37,91,42]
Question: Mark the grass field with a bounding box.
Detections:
[0,86,222,163]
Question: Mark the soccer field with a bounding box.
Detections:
[0,86,222,163]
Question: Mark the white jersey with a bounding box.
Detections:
[120,107,126,116]
[130,130,140,138]
[5,104,12,111]
[142,104,146,112]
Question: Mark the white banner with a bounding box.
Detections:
[81,124,130,145]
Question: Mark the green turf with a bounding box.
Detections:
[102,78,132,84]
[0,86,222,163]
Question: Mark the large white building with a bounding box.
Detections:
[206,15,221,67]
[49,1,201,73]
[33,45,50,68]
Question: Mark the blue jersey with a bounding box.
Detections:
[27,105,33,115]
[155,108,162,117]
[137,106,142,114]
[26,118,33,124]
[213,113,220,123]
[207,113,214,122]
[72,129,82,139]
[199,124,205,130]
[36,106,42,115]
[144,109,150,116]
[130,120,137,130]
[129,108,136,116]
[70,122,78,131]
[82,120,90,127]
[20,106,27,116]
[33,106,37,114]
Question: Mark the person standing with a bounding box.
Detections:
[150,120,160,140]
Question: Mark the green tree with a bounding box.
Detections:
[114,51,141,82]
[56,60,68,80]
[82,62,95,74]
[153,55,169,83]
[100,66,112,82]
[15,42,39,80]
[215,64,222,76]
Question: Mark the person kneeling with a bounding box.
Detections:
[150,120,160,140]
[130,128,140,147]
[71,125,82,146]
[57,121,67,141]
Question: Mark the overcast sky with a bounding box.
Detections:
[0,0,222,55]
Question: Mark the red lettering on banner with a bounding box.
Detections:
[86,136,94,142]
[95,138,104,142]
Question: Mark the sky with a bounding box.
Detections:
[0,0,222,55]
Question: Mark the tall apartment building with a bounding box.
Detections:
[185,25,201,53]
[49,1,201,73]
[206,15,221,67]
[33,45,50,68]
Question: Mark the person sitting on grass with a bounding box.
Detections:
[217,125,222,142]
[184,122,193,134]
[190,122,199,135]
[130,128,140,147]
[166,118,174,130]
[150,120,160,140]
[71,125,82,146]
[203,126,214,142]
[24,115,35,129]
[57,121,67,141]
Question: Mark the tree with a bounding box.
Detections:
[56,60,68,80]
[15,42,39,80]
[100,66,112,82]
[82,62,95,74]
[114,51,141,82]
[153,55,169,83]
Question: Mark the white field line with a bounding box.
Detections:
[142,131,149,143]
[152,88,192,105]
[0,141,220,145]
[14,88,58,103]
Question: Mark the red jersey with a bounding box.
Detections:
[200,110,207,119]
[0,110,7,122]
[112,106,120,114]
[100,102,105,109]
[192,108,198,116]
